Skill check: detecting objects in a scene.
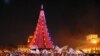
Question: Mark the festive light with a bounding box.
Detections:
[28,5,53,49]
[78,34,100,53]
[90,38,99,44]
[86,34,99,44]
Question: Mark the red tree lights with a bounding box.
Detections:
[28,5,53,49]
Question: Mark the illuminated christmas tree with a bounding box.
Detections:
[28,5,53,49]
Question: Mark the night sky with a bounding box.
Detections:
[0,0,100,47]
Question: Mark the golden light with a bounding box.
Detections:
[27,36,33,43]
[17,45,30,53]
[86,34,99,44]
[76,34,100,54]
[86,34,98,40]
[91,39,97,44]
[90,39,98,44]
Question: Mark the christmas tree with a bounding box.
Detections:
[28,5,53,49]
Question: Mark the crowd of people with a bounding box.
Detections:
[0,46,85,56]
[0,50,85,56]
